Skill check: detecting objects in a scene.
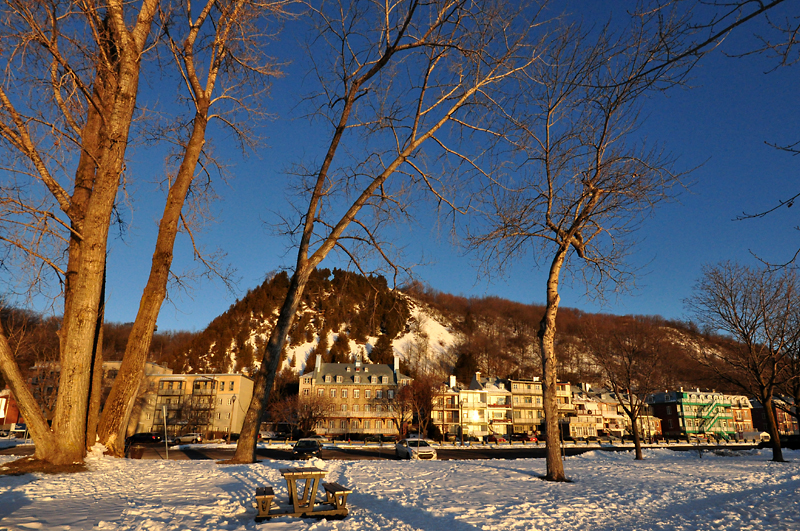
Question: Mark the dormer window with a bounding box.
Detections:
[354,375,361,383]
[325,375,331,383]
[336,375,343,383]
[346,367,351,372]
[381,376,388,384]
[364,367,369,372]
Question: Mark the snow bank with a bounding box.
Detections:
[0,449,798,530]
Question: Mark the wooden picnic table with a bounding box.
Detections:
[254,466,351,520]
[279,467,328,514]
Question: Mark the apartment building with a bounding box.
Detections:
[297,355,412,438]
[132,371,254,439]
[509,378,544,435]
[431,375,461,439]
[648,388,736,440]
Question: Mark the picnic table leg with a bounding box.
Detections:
[286,478,300,513]
[307,478,322,510]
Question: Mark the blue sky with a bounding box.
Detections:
[96,3,799,332]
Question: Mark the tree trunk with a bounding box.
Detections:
[762,395,785,462]
[85,264,106,452]
[230,265,314,463]
[538,247,568,482]
[631,415,643,460]
[97,112,209,456]
[0,330,60,460]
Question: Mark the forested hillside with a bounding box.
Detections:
[3,271,722,393]
[160,269,412,375]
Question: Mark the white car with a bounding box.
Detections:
[174,433,203,444]
[395,438,437,460]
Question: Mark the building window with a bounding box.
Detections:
[336,375,343,383]
[330,420,335,429]
[354,375,361,383]
[353,404,359,412]
[330,389,337,398]
[341,420,346,429]
[364,404,370,412]
[341,404,347,412]
[382,377,388,384]
[304,389,310,396]
[342,389,348,398]
[376,390,383,399]
[354,390,360,398]
[325,375,331,383]
[318,389,324,397]
[388,390,394,399]
[364,420,371,429]
[365,390,371,399]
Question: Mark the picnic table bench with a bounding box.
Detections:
[322,482,353,511]
[254,467,352,521]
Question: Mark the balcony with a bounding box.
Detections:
[192,388,215,396]
[157,388,183,396]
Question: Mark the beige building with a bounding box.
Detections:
[431,376,461,439]
[132,370,253,440]
[298,356,411,438]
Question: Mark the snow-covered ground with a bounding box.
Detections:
[0,446,798,531]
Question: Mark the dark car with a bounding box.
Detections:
[125,432,163,446]
[510,433,537,442]
[292,438,323,459]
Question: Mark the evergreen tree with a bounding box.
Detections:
[329,333,351,363]
[371,333,394,364]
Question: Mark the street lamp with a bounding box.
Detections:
[227,395,237,443]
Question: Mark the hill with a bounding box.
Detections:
[157,271,716,392]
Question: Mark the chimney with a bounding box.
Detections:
[449,375,456,388]
[475,371,481,384]
[393,355,399,374]
[355,354,362,370]
[315,354,322,373]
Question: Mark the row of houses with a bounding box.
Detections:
[3,357,798,442]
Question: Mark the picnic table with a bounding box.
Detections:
[255,466,352,521]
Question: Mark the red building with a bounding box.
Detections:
[0,388,23,429]
[750,399,799,436]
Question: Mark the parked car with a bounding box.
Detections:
[510,433,537,442]
[486,434,507,443]
[293,438,323,459]
[174,433,203,444]
[395,439,437,460]
[125,432,163,446]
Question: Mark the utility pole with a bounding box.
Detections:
[227,395,237,443]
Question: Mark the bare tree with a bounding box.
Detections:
[0,0,287,467]
[0,0,161,467]
[687,261,800,462]
[381,384,414,439]
[468,14,692,480]
[229,0,542,463]
[269,393,330,437]
[579,315,668,460]
[95,0,287,457]
[777,311,800,427]
[406,373,437,438]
